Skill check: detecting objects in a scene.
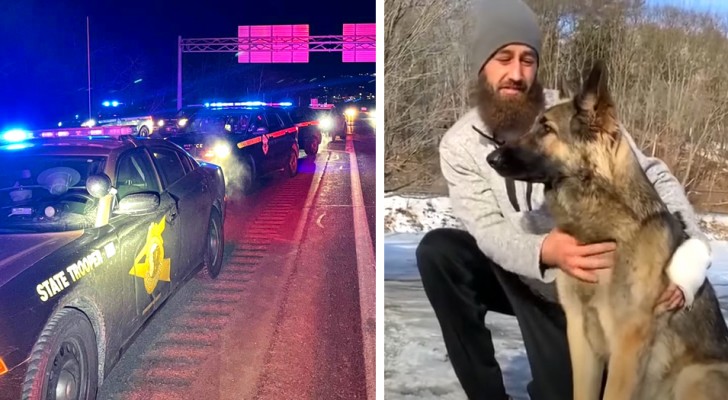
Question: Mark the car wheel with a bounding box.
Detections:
[202,209,224,279]
[22,308,98,400]
[305,138,319,157]
[286,144,299,178]
[138,125,150,136]
[240,157,257,195]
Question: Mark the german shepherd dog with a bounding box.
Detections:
[486,60,728,400]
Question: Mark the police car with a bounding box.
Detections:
[287,103,346,151]
[0,126,226,399]
[89,104,166,137]
[164,102,300,194]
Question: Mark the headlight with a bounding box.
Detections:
[157,120,165,127]
[81,119,96,127]
[318,116,333,130]
[345,108,357,118]
[178,118,188,127]
[213,143,232,159]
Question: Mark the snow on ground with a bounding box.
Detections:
[383,195,463,234]
[384,194,728,400]
[384,194,728,240]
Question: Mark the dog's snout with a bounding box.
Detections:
[486,150,503,169]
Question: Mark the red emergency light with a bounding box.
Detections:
[34,126,135,139]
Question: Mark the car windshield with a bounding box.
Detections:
[0,155,106,233]
[289,109,312,123]
[186,110,255,135]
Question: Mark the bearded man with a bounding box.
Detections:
[414,0,712,399]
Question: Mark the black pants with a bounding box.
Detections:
[416,228,573,400]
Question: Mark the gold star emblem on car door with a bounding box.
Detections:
[262,134,269,155]
[129,216,171,294]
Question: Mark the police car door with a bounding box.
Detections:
[265,110,291,169]
[112,148,182,319]
[247,112,273,173]
[148,145,210,281]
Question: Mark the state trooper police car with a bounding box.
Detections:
[0,126,226,399]
[164,102,300,194]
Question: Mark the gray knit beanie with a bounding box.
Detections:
[470,0,542,76]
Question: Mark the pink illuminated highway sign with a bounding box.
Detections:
[342,23,375,63]
[237,24,310,63]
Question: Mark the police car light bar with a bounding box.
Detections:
[5,126,136,141]
[309,103,335,110]
[204,101,293,108]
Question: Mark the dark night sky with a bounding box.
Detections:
[0,0,376,129]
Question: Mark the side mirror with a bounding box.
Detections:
[115,192,160,215]
[86,174,113,199]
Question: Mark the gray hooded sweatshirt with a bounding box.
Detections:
[438,105,710,301]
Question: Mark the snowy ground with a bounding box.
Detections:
[384,195,728,400]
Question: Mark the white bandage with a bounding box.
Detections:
[666,238,712,309]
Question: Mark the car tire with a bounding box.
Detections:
[202,209,224,279]
[286,144,299,178]
[240,156,257,195]
[22,308,99,400]
[305,138,319,157]
[138,125,150,136]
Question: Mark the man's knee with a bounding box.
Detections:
[416,228,467,266]
[416,228,481,278]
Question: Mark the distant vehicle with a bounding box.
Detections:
[287,104,345,155]
[0,126,226,400]
[54,115,86,129]
[88,105,169,137]
[163,102,300,194]
[342,101,376,129]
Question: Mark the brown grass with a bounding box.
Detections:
[384,0,728,213]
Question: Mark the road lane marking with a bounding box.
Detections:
[347,133,375,400]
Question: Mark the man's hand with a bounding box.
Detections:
[655,283,685,314]
[540,228,616,283]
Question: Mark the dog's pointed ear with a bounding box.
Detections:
[575,60,619,141]
[576,60,613,114]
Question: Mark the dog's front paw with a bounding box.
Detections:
[667,238,711,309]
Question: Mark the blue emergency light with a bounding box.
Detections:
[1,129,32,143]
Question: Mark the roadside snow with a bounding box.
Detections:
[384,194,728,240]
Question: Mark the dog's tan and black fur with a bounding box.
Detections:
[487,61,728,400]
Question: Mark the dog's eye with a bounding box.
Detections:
[542,124,554,135]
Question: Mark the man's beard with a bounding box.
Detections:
[475,75,545,143]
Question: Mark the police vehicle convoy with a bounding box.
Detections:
[0,126,226,400]
[160,102,301,194]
